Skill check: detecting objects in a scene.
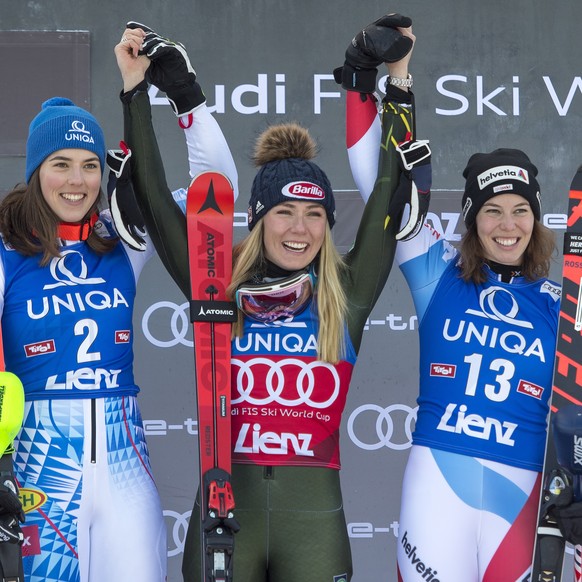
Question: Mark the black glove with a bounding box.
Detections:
[0,514,23,546]
[107,144,147,251]
[333,14,413,93]
[0,469,24,527]
[552,500,582,545]
[386,140,431,241]
[126,21,205,116]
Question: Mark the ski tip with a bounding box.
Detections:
[189,171,234,192]
[186,171,235,215]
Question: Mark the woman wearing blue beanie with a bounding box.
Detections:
[0,95,167,581]
[0,83,235,578]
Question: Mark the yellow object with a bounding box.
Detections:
[0,371,24,456]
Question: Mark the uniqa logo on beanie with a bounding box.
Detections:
[65,120,97,145]
[282,181,326,200]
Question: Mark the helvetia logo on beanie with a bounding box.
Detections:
[282,181,325,200]
[65,120,96,144]
[477,165,529,190]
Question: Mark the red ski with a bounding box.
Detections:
[186,171,238,582]
[532,166,582,582]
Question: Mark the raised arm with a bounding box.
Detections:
[344,93,415,352]
[114,24,237,298]
[333,15,430,351]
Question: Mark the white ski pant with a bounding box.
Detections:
[397,445,540,582]
[13,396,167,582]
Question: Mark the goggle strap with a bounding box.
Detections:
[236,271,313,298]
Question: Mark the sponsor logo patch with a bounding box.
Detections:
[430,363,456,378]
[115,330,131,343]
[282,181,325,200]
[541,281,561,301]
[517,379,544,399]
[477,165,529,189]
[24,339,56,357]
[21,524,41,556]
[493,183,513,194]
[19,487,48,513]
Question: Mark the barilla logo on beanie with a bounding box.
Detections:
[477,165,530,190]
[248,157,335,231]
[282,181,326,200]
[25,97,106,183]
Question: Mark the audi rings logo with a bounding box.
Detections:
[231,357,340,408]
[143,301,193,348]
[347,404,417,451]
[164,509,191,557]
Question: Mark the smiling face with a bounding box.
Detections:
[475,193,535,265]
[38,148,102,223]
[262,201,327,271]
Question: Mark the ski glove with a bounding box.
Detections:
[333,14,413,94]
[386,140,431,241]
[0,470,24,525]
[0,513,23,546]
[553,501,582,545]
[107,144,147,252]
[126,21,205,116]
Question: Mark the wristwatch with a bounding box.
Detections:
[387,73,413,88]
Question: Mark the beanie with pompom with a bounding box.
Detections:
[25,97,106,183]
[247,123,335,230]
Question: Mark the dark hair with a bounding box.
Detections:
[458,219,556,284]
[0,169,117,266]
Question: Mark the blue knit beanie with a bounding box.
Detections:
[25,97,106,183]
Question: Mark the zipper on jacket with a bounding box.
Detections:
[90,399,97,463]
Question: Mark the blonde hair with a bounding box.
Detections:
[227,221,347,363]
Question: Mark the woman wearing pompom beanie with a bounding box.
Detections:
[347,69,561,582]
[116,18,416,582]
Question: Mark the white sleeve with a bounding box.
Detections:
[346,91,382,204]
[179,104,239,200]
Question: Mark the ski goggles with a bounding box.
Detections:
[235,270,315,324]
